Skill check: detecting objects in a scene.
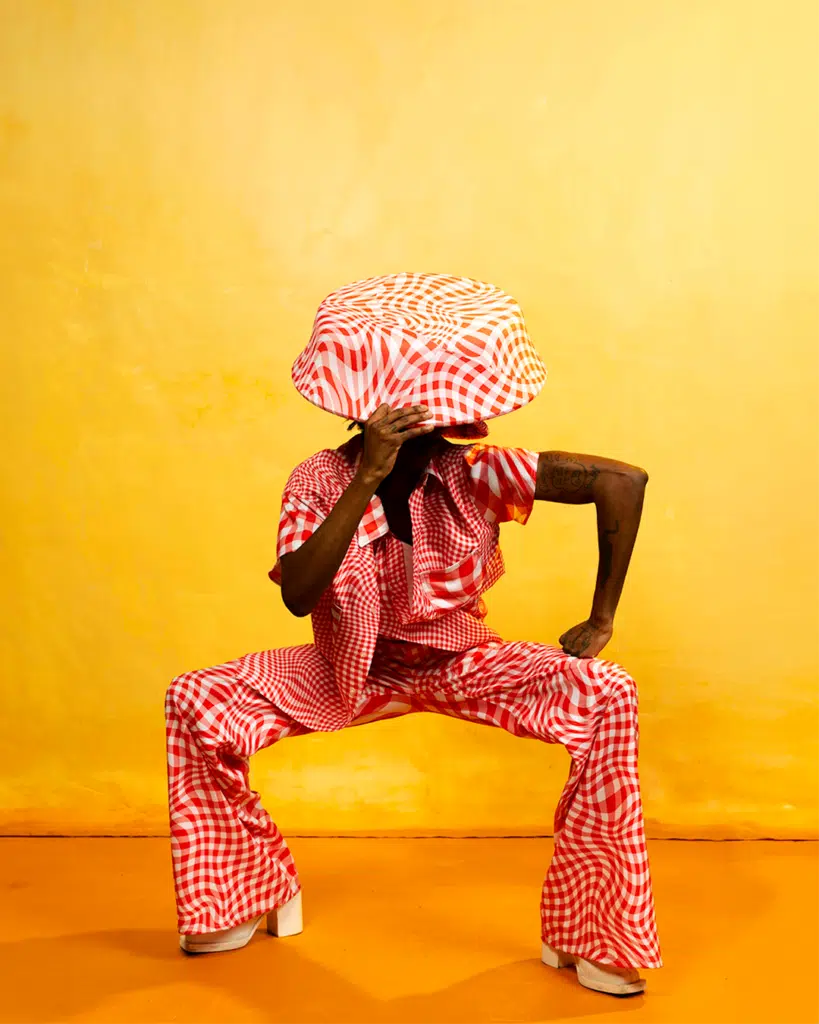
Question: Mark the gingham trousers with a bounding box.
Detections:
[166,639,662,969]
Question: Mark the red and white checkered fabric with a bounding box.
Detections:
[274,438,537,602]
[269,438,540,685]
[292,274,547,435]
[166,639,661,968]
[165,437,661,968]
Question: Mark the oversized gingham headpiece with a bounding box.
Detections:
[292,273,547,438]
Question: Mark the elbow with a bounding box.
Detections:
[279,560,316,617]
[284,600,313,619]
[281,589,314,619]
[600,466,647,501]
[630,466,649,488]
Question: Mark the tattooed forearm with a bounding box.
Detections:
[535,449,648,628]
[597,519,620,588]
[590,482,645,626]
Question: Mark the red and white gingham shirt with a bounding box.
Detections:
[270,437,539,655]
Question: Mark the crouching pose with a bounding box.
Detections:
[166,274,661,996]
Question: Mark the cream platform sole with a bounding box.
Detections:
[541,942,646,996]
[179,891,303,954]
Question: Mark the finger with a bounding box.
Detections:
[382,404,428,418]
[379,416,432,439]
[390,410,434,434]
[382,405,429,428]
[573,634,592,655]
[368,404,392,425]
[399,423,436,442]
[561,631,584,656]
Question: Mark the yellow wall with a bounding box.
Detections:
[1,0,816,838]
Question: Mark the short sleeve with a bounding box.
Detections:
[464,444,539,525]
[268,495,326,584]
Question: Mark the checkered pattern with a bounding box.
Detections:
[166,640,661,968]
[165,438,661,968]
[272,438,537,573]
[292,274,547,432]
[464,443,540,525]
[270,439,540,666]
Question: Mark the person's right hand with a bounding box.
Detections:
[357,404,435,486]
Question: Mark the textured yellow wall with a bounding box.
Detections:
[1,0,816,838]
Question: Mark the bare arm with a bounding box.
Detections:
[280,405,433,616]
[535,451,648,657]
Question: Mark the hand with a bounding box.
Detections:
[559,619,613,658]
[357,404,435,486]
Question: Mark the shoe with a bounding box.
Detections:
[180,890,303,954]
[541,942,646,996]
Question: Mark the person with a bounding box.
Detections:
[165,273,661,996]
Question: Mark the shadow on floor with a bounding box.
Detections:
[2,926,637,1024]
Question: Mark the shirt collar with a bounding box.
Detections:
[354,448,445,547]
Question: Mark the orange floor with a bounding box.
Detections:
[1,838,816,1024]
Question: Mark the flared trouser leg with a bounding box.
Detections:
[375,641,662,969]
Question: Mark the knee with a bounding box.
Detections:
[587,657,638,704]
[165,671,201,718]
[607,666,638,706]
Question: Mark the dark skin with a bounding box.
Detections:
[534,450,648,657]
[279,405,648,658]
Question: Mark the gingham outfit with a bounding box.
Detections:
[166,437,662,969]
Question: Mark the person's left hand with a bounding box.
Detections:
[559,619,613,658]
